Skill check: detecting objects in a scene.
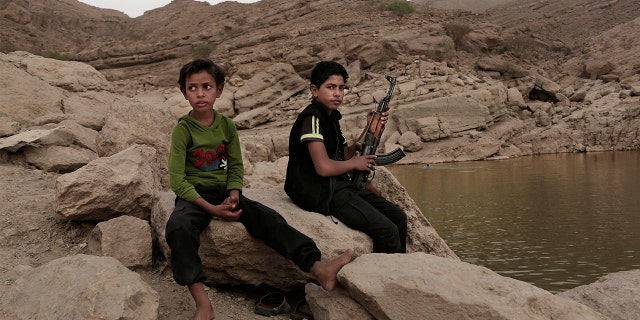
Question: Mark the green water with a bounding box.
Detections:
[389,151,640,293]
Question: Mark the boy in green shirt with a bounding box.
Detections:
[165,59,353,320]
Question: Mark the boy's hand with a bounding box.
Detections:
[216,189,241,220]
[379,111,389,124]
[351,151,376,172]
[212,204,242,221]
[223,189,240,209]
[195,197,243,220]
[367,110,389,125]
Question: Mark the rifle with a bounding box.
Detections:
[352,75,405,190]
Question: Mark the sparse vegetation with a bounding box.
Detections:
[192,43,214,59]
[432,36,456,62]
[443,22,472,50]
[46,51,66,60]
[502,61,525,79]
[379,0,415,15]
[493,47,507,54]
[378,41,397,65]
[0,39,16,53]
[503,35,538,59]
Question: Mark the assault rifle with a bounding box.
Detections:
[352,75,405,190]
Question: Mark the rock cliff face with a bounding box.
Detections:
[0,0,131,54]
[2,0,640,166]
[3,0,640,85]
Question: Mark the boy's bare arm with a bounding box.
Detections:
[308,141,375,177]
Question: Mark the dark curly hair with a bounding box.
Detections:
[177,59,226,89]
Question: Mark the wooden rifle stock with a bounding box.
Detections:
[352,75,403,190]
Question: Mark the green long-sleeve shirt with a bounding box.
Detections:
[168,111,244,202]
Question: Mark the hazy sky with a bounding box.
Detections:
[79,0,259,18]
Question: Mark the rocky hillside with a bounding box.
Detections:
[482,0,640,83]
[1,0,639,167]
[2,0,639,86]
[2,0,639,164]
[0,0,131,53]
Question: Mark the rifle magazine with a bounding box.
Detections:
[374,148,406,166]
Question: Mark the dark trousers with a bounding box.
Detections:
[165,186,321,286]
[330,181,407,253]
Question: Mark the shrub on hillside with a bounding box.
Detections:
[192,43,214,59]
[46,51,66,60]
[380,0,415,15]
[0,39,16,53]
[432,37,456,61]
[378,41,397,65]
[443,22,472,50]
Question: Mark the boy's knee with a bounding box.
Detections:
[395,208,408,224]
[372,225,402,253]
[374,240,402,254]
[165,217,194,244]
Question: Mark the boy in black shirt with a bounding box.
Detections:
[286,61,407,254]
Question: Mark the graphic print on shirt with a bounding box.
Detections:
[191,143,228,171]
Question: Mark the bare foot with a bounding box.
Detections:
[193,303,214,320]
[310,249,354,291]
[188,282,215,320]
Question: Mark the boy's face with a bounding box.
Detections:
[180,71,224,113]
[311,75,346,114]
